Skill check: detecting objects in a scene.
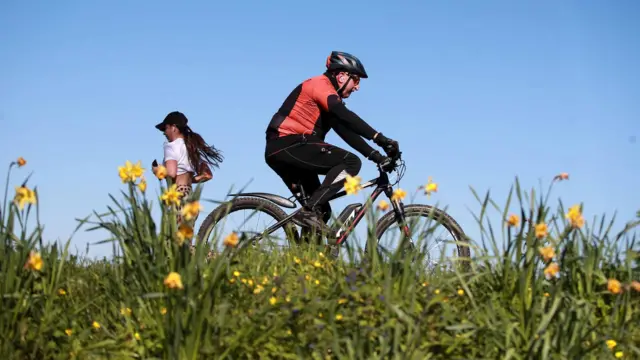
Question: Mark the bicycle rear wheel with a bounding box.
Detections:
[196,197,300,252]
[370,204,470,271]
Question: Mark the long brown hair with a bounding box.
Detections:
[178,125,223,171]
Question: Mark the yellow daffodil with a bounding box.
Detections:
[161,184,182,207]
[535,223,548,238]
[24,251,43,271]
[607,279,622,294]
[154,165,167,180]
[553,172,569,181]
[423,176,438,197]
[224,232,239,247]
[14,186,36,210]
[544,263,559,278]
[506,214,519,227]
[176,224,193,245]
[181,201,202,221]
[391,188,406,202]
[164,272,184,289]
[566,204,584,228]
[343,175,362,195]
[118,160,144,183]
[538,246,555,262]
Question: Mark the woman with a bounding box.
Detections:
[152,111,223,225]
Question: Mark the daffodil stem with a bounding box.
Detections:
[1,162,15,229]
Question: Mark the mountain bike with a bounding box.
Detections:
[196,152,470,268]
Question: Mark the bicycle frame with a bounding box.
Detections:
[242,162,409,247]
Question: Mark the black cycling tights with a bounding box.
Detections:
[265,134,362,222]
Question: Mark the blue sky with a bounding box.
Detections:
[1,0,639,259]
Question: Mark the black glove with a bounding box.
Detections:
[373,133,399,158]
[368,150,395,173]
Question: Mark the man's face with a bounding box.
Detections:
[337,72,360,98]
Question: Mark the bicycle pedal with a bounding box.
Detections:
[327,244,340,259]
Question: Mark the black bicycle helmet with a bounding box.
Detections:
[325,51,368,78]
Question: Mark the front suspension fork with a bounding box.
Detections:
[384,187,413,248]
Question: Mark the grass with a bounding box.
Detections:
[1,158,639,359]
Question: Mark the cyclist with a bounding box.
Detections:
[264,51,400,240]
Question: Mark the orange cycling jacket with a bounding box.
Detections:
[266,73,378,145]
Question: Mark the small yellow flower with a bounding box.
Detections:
[164,271,184,290]
[305,274,311,281]
[506,214,519,227]
[154,164,167,180]
[343,175,362,195]
[315,279,320,285]
[434,289,440,295]
[607,279,622,294]
[24,251,43,271]
[134,332,141,341]
[233,271,240,277]
[615,351,623,358]
[120,307,132,316]
[538,246,555,262]
[269,297,277,305]
[422,282,429,287]
[16,157,26,167]
[14,186,37,210]
[553,172,569,181]
[161,184,182,207]
[391,188,407,202]
[65,329,72,336]
[247,279,254,287]
[176,224,194,246]
[138,178,147,193]
[377,200,389,211]
[544,263,559,278]
[92,321,100,329]
[335,314,343,321]
[253,285,264,294]
[423,177,438,197]
[535,223,548,238]
[294,257,301,264]
[544,292,550,297]
[223,232,239,247]
[118,160,145,183]
[58,288,67,296]
[285,295,291,302]
[338,298,348,304]
[160,307,167,315]
[457,289,464,296]
[181,201,202,221]
[565,204,584,228]
[313,261,321,268]
[606,339,617,349]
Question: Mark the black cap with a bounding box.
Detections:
[155,111,188,131]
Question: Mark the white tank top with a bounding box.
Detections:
[163,138,195,175]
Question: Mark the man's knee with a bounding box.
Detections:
[344,152,362,176]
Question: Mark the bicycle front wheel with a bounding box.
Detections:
[370,204,470,271]
[196,197,300,252]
